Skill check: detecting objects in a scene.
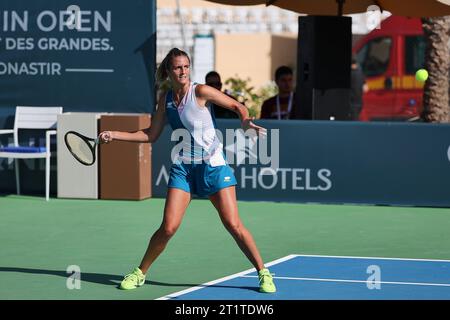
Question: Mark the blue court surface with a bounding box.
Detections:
[157,255,450,300]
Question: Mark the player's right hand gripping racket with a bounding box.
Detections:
[64,131,101,166]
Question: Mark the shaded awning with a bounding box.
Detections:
[205,0,450,17]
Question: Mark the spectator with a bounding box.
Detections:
[260,66,296,120]
[350,54,369,120]
[205,71,239,119]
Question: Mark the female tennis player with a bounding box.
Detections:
[98,48,276,293]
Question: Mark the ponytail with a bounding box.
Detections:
[155,48,190,86]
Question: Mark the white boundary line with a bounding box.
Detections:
[155,254,450,300]
[241,275,450,287]
[290,254,450,263]
[155,254,298,300]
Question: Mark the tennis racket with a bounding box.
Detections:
[64,131,101,166]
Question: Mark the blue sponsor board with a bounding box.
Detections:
[152,120,450,207]
[0,0,156,120]
[0,0,156,194]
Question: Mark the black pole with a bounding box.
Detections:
[336,0,344,16]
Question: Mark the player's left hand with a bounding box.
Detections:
[242,117,267,138]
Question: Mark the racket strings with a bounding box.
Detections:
[66,133,94,164]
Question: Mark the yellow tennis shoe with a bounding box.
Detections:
[258,268,276,293]
[120,267,146,290]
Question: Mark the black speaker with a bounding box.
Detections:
[294,16,352,120]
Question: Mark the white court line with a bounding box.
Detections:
[155,254,450,300]
[65,68,114,73]
[291,254,450,263]
[241,275,450,287]
[155,254,298,300]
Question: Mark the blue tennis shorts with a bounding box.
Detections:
[168,161,237,197]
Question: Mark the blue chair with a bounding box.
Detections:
[0,106,63,201]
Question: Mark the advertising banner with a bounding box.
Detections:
[0,0,156,117]
[152,120,450,207]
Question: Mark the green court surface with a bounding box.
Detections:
[1,194,450,300]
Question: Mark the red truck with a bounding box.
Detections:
[353,16,427,121]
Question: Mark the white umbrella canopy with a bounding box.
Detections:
[205,0,450,17]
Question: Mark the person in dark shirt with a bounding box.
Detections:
[205,71,239,119]
[350,55,369,120]
[260,66,296,120]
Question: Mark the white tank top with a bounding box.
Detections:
[166,82,226,166]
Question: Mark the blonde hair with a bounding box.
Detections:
[155,48,190,86]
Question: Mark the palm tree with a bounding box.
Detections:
[420,16,450,123]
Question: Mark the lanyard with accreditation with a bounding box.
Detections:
[276,92,293,120]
